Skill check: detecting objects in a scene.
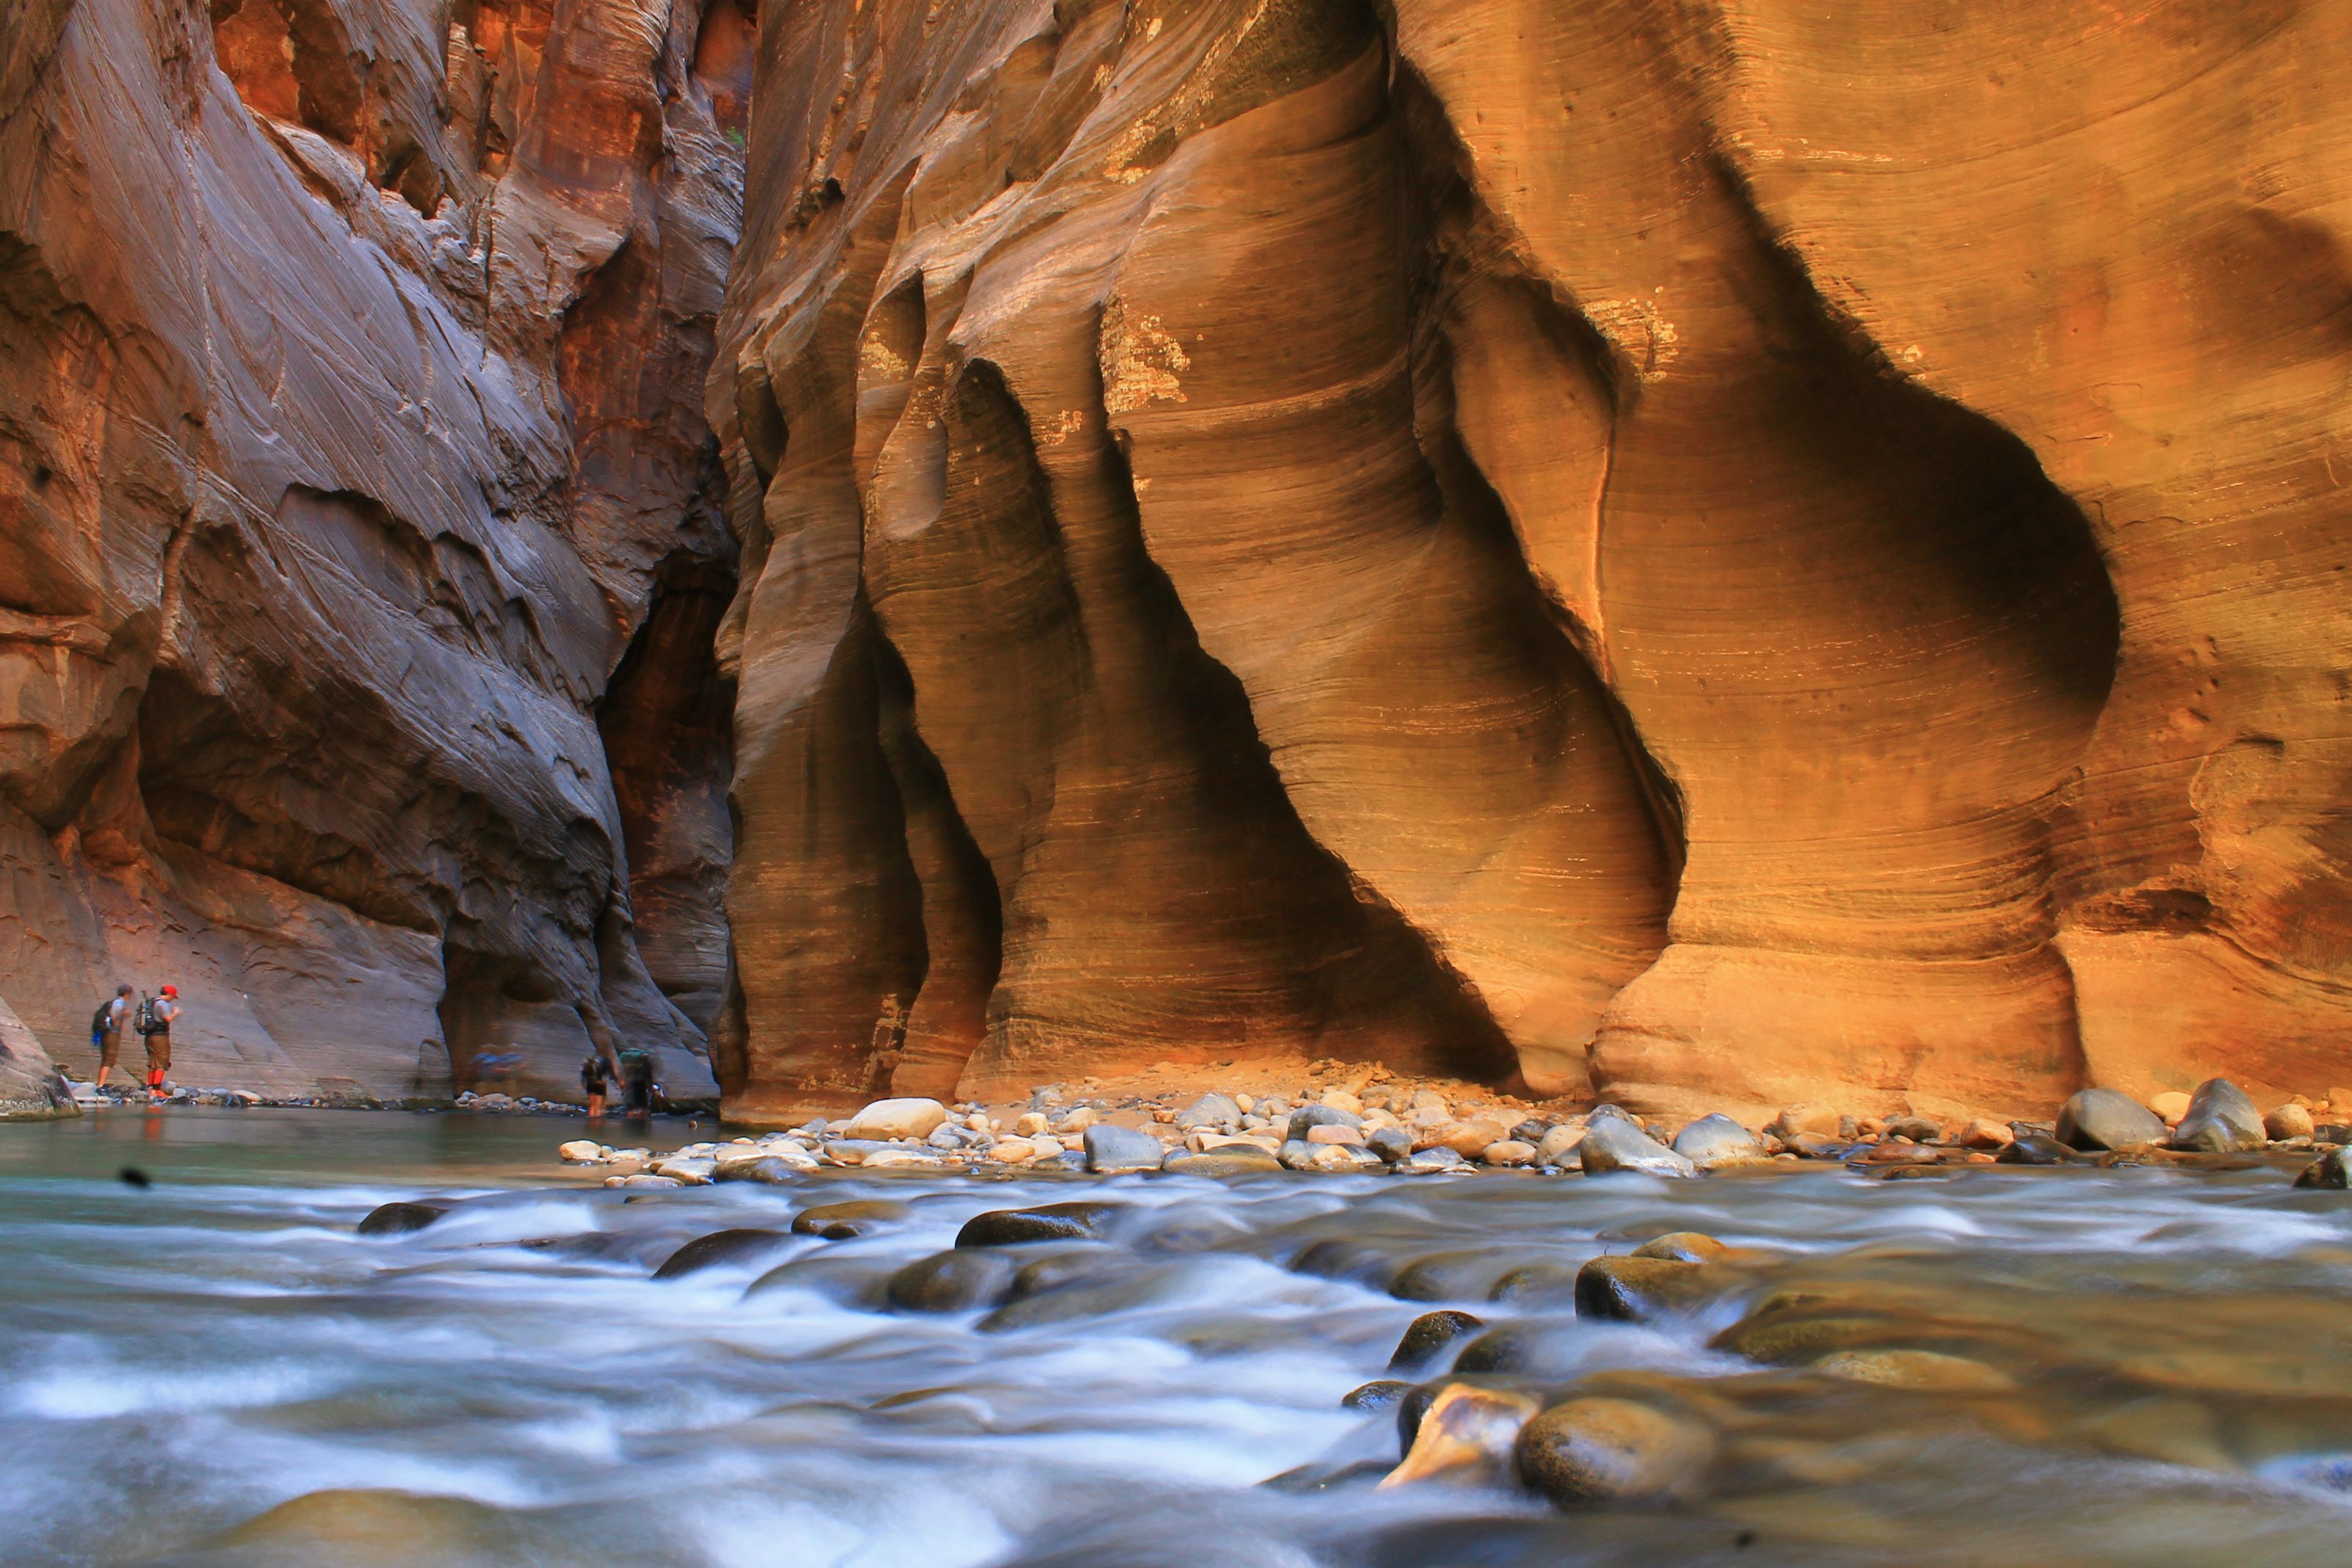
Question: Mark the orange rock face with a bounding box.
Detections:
[711,0,2352,1122]
[0,0,744,1097]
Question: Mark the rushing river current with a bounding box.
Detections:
[4,1109,2349,1567]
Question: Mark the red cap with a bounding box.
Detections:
[161,985,178,998]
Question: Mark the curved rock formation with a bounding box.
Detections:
[0,0,743,1098]
[711,0,2352,1120]
[0,990,77,1119]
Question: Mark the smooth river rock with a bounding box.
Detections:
[886,1250,1018,1313]
[1082,1125,1166,1174]
[1514,1398,1718,1507]
[956,1203,1119,1247]
[790,1201,910,1239]
[652,1229,791,1280]
[2055,1089,2168,1152]
[2295,1148,2350,1190]
[1574,1257,1716,1322]
[2168,1079,2265,1154]
[356,1202,449,1237]
[1389,1310,1488,1371]
[1579,1118,1698,1177]
[1670,1114,1768,1169]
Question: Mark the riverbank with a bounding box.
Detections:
[549,1073,2352,1191]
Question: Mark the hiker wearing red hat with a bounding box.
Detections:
[138,985,181,1101]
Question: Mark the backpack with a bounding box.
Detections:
[134,995,159,1035]
[91,999,116,1036]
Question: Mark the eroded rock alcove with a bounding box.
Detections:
[709,0,2352,1122]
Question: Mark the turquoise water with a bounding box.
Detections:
[2,1108,2348,1565]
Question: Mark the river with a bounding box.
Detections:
[2,1108,2348,1565]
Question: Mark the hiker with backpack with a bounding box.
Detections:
[617,1045,654,1119]
[137,986,181,1101]
[89,984,134,1089]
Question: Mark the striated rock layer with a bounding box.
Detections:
[711,0,2352,1122]
[0,0,747,1099]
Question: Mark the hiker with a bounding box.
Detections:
[618,1045,654,1119]
[138,985,181,1100]
[579,1051,611,1119]
[89,983,133,1089]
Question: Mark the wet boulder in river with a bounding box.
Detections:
[1365,1125,1414,1164]
[1514,1396,1717,1508]
[1487,1263,1581,1309]
[1630,1231,1727,1263]
[1380,1382,1542,1489]
[357,1201,449,1236]
[1082,1124,1164,1173]
[653,1228,791,1280]
[2294,1147,2349,1189]
[957,1202,1119,1246]
[1579,1118,1697,1177]
[790,1199,910,1238]
[2168,1079,2265,1153]
[1574,1256,1716,1321]
[886,1249,1017,1312]
[2055,1088,2166,1151]
[1161,1144,1283,1176]
[715,1154,813,1184]
[1997,1130,2075,1165]
[1343,1379,1414,1413]
[1814,1348,2015,1392]
[1670,1114,1766,1169]
[1389,1310,1487,1371]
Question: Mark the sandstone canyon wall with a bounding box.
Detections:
[0,0,747,1099]
[711,0,2352,1122]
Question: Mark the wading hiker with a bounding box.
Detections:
[89,983,133,1089]
[137,985,181,1101]
[579,1050,611,1119]
[617,1045,654,1119]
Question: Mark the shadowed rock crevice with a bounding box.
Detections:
[598,553,738,1037]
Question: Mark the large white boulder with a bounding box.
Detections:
[842,1097,950,1140]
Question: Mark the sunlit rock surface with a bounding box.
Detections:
[711,0,2352,1121]
[0,0,745,1098]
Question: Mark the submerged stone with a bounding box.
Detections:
[1389,1309,1487,1371]
[1574,1256,1714,1321]
[957,1202,1119,1247]
[1515,1396,1716,1508]
[886,1249,1017,1312]
[652,1228,790,1280]
[357,1202,449,1236]
[790,1199,910,1238]
[2295,1147,2350,1189]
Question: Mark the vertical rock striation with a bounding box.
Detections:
[713,0,2352,1120]
[0,0,744,1099]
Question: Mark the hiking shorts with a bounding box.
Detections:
[143,1031,172,1075]
[95,1028,122,1070]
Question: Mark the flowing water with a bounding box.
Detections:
[4,1108,2349,1566]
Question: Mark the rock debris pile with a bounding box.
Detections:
[556,1077,2352,1188]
